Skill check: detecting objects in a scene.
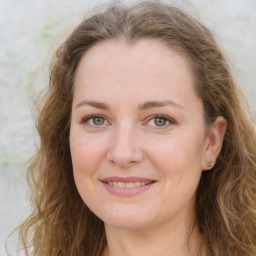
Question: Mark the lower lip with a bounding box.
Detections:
[101,182,156,196]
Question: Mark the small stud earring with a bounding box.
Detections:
[206,161,212,167]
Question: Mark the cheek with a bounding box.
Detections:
[151,137,203,205]
[146,132,204,182]
[69,131,105,204]
[69,130,106,179]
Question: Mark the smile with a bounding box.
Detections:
[105,181,152,188]
[101,177,156,196]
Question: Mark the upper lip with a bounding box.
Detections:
[101,176,156,183]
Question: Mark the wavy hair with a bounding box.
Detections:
[13,1,256,255]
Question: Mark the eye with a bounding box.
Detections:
[146,115,176,128]
[81,115,109,128]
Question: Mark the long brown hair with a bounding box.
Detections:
[14,1,256,255]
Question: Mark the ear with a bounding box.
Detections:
[202,116,227,171]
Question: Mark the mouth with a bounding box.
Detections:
[103,181,154,188]
[100,177,157,196]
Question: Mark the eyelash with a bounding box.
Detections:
[81,114,176,128]
[81,114,109,128]
[146,114,176,128]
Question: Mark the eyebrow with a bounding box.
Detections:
[75,100,109,110]
[138,100,184,110]
[75,99,184,110]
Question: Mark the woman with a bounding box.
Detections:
[16,1,256,255]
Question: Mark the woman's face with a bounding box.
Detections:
[70,39,215,231]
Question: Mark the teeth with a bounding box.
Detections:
[134,181,141,187]
[118,182,125,188]
[106,181,152,188]
[125,182,134,188]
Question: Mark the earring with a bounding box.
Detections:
[206,161,213,168]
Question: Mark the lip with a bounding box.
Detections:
[100,176,157,197]
[101,176,156,183]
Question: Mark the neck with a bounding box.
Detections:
[102,218,206,256]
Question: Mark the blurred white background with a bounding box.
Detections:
[0,0,255,255]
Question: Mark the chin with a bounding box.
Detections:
[104,217,153,230]
[97,206,158,230]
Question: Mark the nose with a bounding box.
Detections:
[106,124,144,167]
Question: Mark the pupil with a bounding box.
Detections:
[155,118,166,126]
[93,117,104,125]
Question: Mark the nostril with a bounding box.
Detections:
[106,146,144,166]
[105,128,144,166]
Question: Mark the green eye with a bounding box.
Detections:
[154,117,167,126]
[82,115,108,127]
[93,117,105,125]
[147,115,175,128]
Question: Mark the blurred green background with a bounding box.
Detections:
[0,0,255,255]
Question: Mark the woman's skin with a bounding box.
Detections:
[69,39,226,256]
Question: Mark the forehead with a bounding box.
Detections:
[73,39,201,113]
[76,38,192,76]
[75,39,194,86]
